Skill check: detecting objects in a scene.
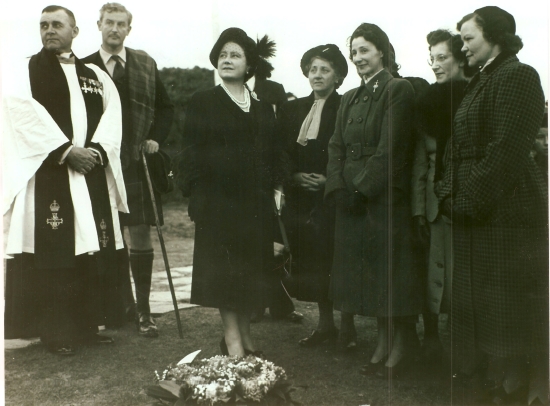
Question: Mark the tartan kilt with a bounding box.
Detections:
[119,157,163,227]
[451,219,549,367]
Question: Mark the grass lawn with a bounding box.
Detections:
[4,200,454,405]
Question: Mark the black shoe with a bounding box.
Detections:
[376,354,415,380]
[81,333,115,345]
[136,313,158,338]
[490,385,528,405]
[285,311,304,323]
[220,337,229,356]
[48,344,75,356]
[360,355,389,375]
[339,331,358,352]
[299,328,339,347]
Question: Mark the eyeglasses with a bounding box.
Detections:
[428,54,450,67]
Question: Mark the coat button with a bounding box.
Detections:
[347,118,353,124]
[357,117,363,123]
[354,98,359,104]
[436,262,444,268]
[363,96,369,101]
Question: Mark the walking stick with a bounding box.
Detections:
[141,151,184,339]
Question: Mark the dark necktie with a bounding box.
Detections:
[110,55,125,81]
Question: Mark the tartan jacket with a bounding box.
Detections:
[82,48,174,169]
[437,53,546,226]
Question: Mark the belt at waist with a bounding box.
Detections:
[452,145,486,160]
[346,143,377,160]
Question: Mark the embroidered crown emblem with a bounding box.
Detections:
[47,200,63,229]
[50,200,60,212]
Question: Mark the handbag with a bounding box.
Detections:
[145,149,174,194]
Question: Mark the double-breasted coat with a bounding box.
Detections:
[325,69,423,317]
[437,53,548,365]
[278,91,341,302]
[177,86,279,312]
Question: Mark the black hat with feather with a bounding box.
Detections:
[210,28,277,81]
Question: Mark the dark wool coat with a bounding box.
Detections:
[325,70,423,317]
[437,53,548,365]
[277,91,340,302]
[177,86,279,312]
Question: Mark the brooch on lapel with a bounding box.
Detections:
[79,76,104,96]
[373,80,379,93]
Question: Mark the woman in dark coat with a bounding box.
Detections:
[277,44,356,348]
[178,28,280,357]
[438,7,547,404]
[411,29,470,363]
[325,23,422,378]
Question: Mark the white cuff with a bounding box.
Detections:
[87,147,104,166]
[58,144,74,164]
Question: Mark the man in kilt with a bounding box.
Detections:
[83,2,174,337]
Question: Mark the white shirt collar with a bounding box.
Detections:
[99,46,127,66]
[480,56,497,72]
[58,52,72,59]
[364,69,384,85]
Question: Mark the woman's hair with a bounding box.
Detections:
[457,10,523,54]
[388,43,401,77]
[427,29,468,65]
[303,56,344,89]
[349,23,392,68]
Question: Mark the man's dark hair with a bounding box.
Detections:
[42,5,76,27]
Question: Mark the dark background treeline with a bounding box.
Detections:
[158,66,214,202]
[159,66,215,151]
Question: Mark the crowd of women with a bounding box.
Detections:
[177,5,548,405]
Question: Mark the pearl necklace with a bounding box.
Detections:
[220,82,250,112]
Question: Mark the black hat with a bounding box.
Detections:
[475,6,516,35]
[300,44,348,80]
[210,27,258,80]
